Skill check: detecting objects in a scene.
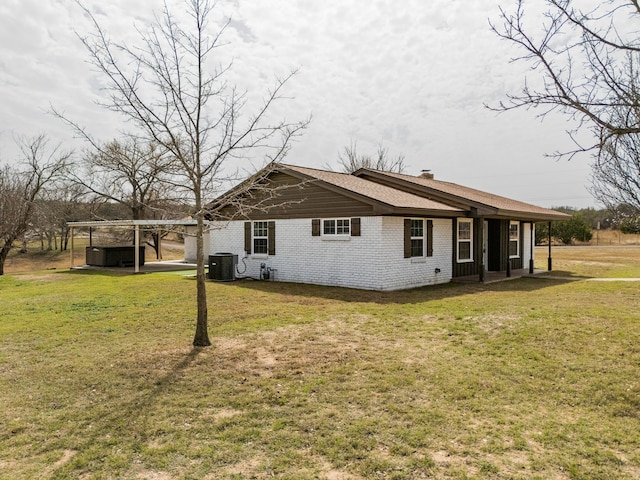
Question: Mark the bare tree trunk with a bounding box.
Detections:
[0,244,10,275]
[192,202,210,347]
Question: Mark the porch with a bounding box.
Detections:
[453,268,549,284]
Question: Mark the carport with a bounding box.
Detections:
[67,220,200,273]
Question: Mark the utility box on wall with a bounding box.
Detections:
[208,253,238,281]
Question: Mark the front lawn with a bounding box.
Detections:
[1,247,639,479]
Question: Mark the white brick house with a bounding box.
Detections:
[194,164,567,291]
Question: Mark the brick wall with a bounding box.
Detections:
[208,216,453,291]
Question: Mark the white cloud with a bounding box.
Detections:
[0,0,599,207]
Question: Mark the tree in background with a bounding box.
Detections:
[75,138,174,221]
[591,131,640,214]
[553,214,593,245]
[34,180,87,252]
[619,217,640,234]
[68,0,308,346]
[336,141,406,173]
[491,1,640,208]
[0,135,70,275]
[58,136,179,258]
[536,211,593,245]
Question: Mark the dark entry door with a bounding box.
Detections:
[487,219,503,271]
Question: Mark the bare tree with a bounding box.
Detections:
[67,0,308,346]
[77,138,174,220]
[590,124,640,213]
[335,141,406,173]
[62,137,179,257]
[490,0,640,211]
[0,135,70,275]
[491,1,640,152]
[36,180,90,252]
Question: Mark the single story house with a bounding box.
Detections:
[192,164,568,291]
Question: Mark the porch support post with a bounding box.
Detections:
[529,221,534,274]
[134,224,140,274]
[70,227,75,268]
[547,221,552,271]
[478,216,485,282]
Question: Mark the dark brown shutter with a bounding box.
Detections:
[268,221,276,255]
[244,221,252,254]
[404,219,411,258]
[426,220,433,257]
[312,219,320,236]
[351,218,361,237]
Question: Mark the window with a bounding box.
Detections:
[457,219,473,262]
[253,221,269,254]
[245,221,275,255]
[323,218,350,236]
[404,218,433,258]
[410,219,424,257]
[509,221,520,258]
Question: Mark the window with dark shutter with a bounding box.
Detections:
[312,219,320,236]
[244,222,251,254]
[268,221,276,255]
[253,221,268,254]
[404,219,412,258]
[427,220,433,257]
[323,219,350,235]
[351,218,361,237]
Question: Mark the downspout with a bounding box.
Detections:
[529,221,534,274]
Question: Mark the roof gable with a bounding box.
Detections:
[282,165,462,214]
[208,164,464,220]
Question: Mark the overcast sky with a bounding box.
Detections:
[0,0,598,208]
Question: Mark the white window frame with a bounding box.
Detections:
[509,221,520,258]
[457,218,473,263]
[410,219,425,258]
[253,221,269,255]
[322,218,350,236]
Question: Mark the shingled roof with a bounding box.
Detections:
[353,168,569,221]
[281,164,462,214]
[209,163,569,222]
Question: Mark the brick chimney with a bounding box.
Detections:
[419,170,434,180]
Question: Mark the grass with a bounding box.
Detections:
[1,246,639,479]
[537,245,640,278]
[4,237,185,274]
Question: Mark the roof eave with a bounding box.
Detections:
[494,209,572,222]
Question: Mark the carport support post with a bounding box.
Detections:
[547,221,552,271]
[70,227,75,268]
[134,225,140,274]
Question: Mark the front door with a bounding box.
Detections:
[487,219,504,271]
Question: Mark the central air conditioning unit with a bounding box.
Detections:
[207,253,238,281]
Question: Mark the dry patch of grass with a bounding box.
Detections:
[4,239,185,274]
[536,245,640,278]
[0,247,639,479]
